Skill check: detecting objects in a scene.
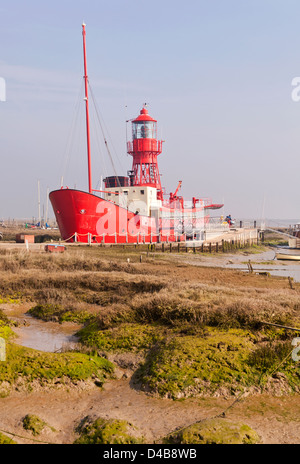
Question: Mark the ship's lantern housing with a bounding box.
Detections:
[127,106,163,200]
[132,119,157,140]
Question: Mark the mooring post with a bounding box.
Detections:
[288,276,295,290]
[248,260,253,273]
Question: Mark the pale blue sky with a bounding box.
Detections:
[1,0,300,221]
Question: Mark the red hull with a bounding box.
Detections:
[49,188,211,244]
[49,188,190,243]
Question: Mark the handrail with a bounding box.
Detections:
[262,228,297,240]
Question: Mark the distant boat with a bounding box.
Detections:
[276,252,300,261]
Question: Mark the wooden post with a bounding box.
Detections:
[247,260,253,273]
[288,276,295,290]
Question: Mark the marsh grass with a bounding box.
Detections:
[1,244,300,398]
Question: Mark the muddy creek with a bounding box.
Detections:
[7,306,80,352]
[184,248,300,282]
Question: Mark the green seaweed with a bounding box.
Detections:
[74,416,145,444]
[0,431,17,444]
[0,342,114,390]
[164,418,261,444]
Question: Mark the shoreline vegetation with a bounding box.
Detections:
[0,229,299,444]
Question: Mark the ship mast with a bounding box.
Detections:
[82,23,92,194]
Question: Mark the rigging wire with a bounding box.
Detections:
[60,78,85,186]
[90,83,125,172]
[88,84,125,188]
[60,78,129,192]
[89,94,109,186]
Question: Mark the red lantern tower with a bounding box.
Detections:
[127,105,163,200]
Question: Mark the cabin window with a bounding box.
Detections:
[123,190,128,195]
[140,190,145,195]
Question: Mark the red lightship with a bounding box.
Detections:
[49,25,223,244]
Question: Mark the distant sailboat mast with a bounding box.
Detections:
[38,180,41,225]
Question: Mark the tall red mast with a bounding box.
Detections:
[82,23,92,194]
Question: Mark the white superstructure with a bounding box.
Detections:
[104,185,162,216]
